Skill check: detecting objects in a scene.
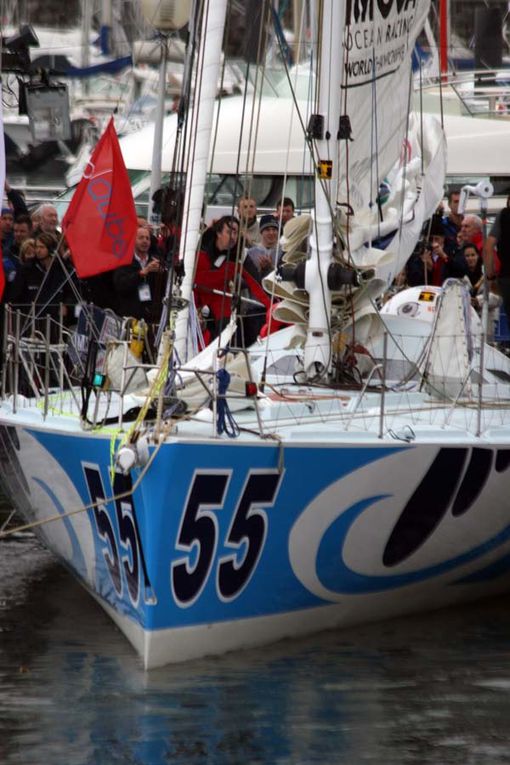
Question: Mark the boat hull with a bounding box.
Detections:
[2,419,510,668]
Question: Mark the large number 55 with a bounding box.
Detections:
[83,465,141,607]
[171,470,282,607]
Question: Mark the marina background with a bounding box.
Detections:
[2,489,510,765]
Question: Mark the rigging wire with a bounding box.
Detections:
[155,0,208,355]
[155,0,201,349]
[419,51,424,176]
[260,0,311,368]
[229,0,273,311]
[396,60,415,256]
[199,0,272,349]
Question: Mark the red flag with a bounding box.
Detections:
[62,118,137,278]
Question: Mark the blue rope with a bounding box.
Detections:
[216,368,240,438]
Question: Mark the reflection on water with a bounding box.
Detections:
[1,533,510,764]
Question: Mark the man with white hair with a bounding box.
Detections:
[446,213,485,283]
[458,214,483,251]
[33,204,60,237]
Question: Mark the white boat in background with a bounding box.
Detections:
[56,2,510,214]
[4,0,510,670]
[58,73,510,220]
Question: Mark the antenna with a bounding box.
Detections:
[458,181,494,340]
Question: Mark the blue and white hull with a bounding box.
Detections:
[3,401,510,668]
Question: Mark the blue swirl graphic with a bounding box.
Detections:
[454,553,510,584]
[316,495,510,593]
[33,477,88,580]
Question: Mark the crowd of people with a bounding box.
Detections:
[0,189,296,356]
[401,188,509,328]
[3,181,509,367]
[404,189,486,294]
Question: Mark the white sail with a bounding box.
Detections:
[338,1,430,211]
[333,1,445,286]
[276,0,445,372]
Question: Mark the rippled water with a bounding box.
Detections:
[2,528,510,764]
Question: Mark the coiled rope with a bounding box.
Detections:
[216,367,239,438]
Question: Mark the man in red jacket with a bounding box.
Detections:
[194,216,270,347]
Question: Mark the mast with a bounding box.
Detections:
[81,0,92,96]
[100,0,112,56]
[304,0,344,379]
[140,0,194,225]
[147,36,168,226]
[174,0,228,361]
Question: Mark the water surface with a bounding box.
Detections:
[1,527,510,765]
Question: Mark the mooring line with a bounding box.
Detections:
[0,422,172,539]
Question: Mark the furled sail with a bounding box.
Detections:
[335,0,446,283]
[339,0,430,209]
[273,0,446,358]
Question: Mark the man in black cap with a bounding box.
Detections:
[246,214,280,280]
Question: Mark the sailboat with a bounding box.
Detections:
[2,0,510,670]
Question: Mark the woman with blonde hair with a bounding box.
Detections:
[19,238,36,263]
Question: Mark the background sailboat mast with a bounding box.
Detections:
[174,0,228,360]
[439,0,449,79]
[304,0,344,378]
[81,0,92,96]
[147,37,168,225]
[100,0,112,55]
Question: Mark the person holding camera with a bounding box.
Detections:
[407,217,449,286]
